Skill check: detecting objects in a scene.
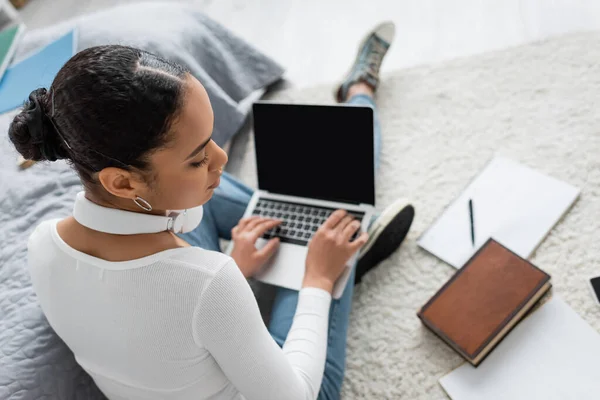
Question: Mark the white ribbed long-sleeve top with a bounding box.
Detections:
[28,219,332,400]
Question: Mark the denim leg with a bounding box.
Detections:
[268,94,382,399]
[269,267,356,400]
[345,93,381,172]
[178,172,253,251]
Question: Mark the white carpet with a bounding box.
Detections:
[228,32,600,398]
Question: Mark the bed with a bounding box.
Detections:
[0,3,284,398]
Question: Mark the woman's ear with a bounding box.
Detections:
[97,167,147,200]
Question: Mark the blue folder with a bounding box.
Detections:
[0,30,75,114]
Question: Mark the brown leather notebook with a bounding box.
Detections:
[418,239,551,366]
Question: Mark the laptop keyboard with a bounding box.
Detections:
[252,199,365,246]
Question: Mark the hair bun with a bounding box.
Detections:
[8,88,67,162]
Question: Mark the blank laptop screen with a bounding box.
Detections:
[252,102,375,205]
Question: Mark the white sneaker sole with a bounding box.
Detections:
[359,197,411,257]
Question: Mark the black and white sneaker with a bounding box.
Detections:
[355,199,415,284]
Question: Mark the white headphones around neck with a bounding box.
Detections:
[72,192,203,235]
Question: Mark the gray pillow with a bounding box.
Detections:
[13,1,285,146]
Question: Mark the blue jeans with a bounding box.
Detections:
[180,94,381,400]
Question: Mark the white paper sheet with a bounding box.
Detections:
[439,297,600,400]
[418,156,579,268]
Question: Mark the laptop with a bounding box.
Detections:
[227,102,376,299]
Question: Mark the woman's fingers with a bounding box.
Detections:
[334,215,355,234]
[244,216,273,232]
[342,220,361,241]
[322,210,347,230]
[254,237,281,264]
[231,216,260,238]
[349,232,369,251]
[237,216,260,231]
[250,219,282,237]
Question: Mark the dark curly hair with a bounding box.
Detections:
[8,45,189,185]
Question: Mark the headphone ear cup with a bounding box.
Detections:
[179,206,204,233]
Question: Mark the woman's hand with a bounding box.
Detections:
[303,210,368,293]
[230,216,282,278]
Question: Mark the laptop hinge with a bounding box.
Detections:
[259,191,373,210]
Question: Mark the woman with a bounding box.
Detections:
[10,22,414,400]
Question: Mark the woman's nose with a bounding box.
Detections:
[209,142,228,172]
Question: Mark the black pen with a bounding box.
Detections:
[469,199,475,246]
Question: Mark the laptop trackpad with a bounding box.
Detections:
[253,238,308,292]
[253,238,353,299]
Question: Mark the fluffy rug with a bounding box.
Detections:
[227,32,600,398]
